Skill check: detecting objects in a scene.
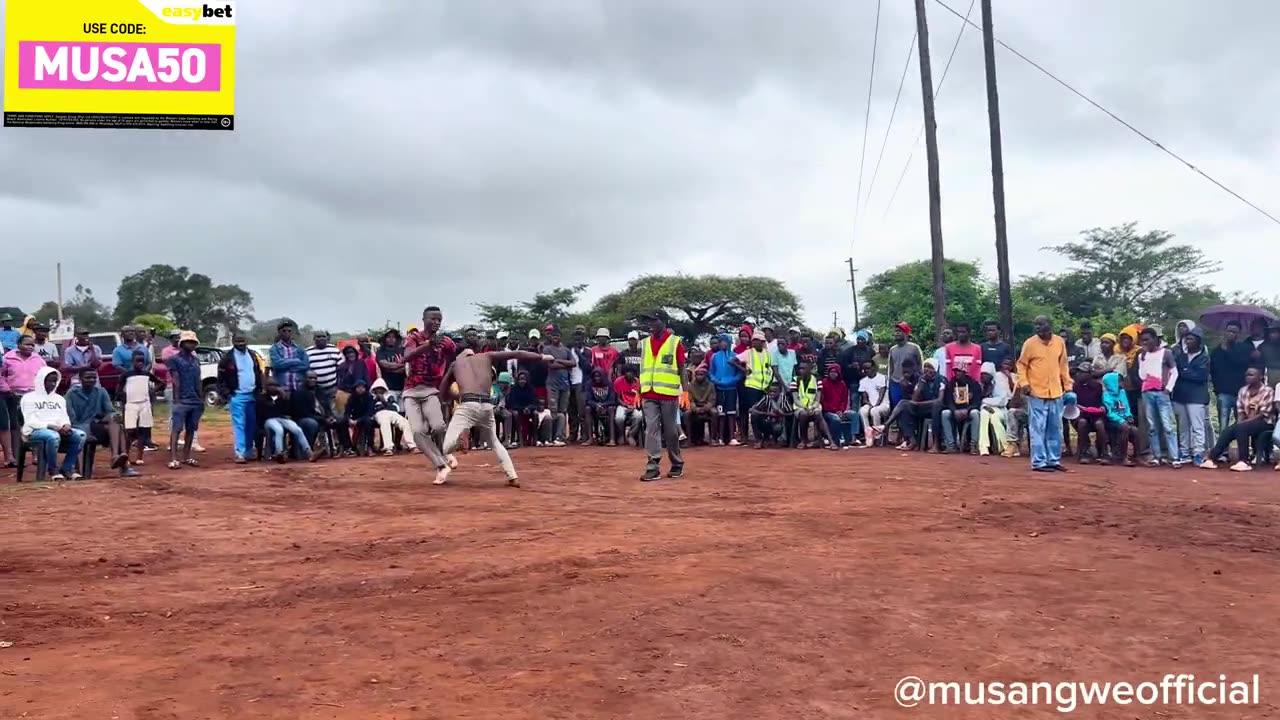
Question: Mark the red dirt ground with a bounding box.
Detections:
[3,425,1279,719]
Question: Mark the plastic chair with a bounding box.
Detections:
[17,435,98,482]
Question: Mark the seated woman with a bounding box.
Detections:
[976,362,1010,456]
[1071,362,1109,463]
[1202,367,1274,471]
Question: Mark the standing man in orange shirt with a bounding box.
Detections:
[1017,315,1074,473]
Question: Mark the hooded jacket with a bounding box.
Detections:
[20,367,69,439]
[1172,330,1211,405]
[370,378,401,414]
[1102,372,1132,425]
[707,334,744,389]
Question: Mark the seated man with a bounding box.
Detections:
[506,370,547,447]
[858,360,890,445]
[20,367,87,480]
[291,370,351,458]
[370,378,415,455]
[686,366,719,446]
[67,368,136,477]
[258,378,315,463]
[343,378,375,455]
[901,359,946,451]
[877,358,920,447]
[941,361,982,453]
[820,365,859,448]
[750,381,793,448]
[1071,362,1109,464]
[583,368,617,446]
[791,362,832,449]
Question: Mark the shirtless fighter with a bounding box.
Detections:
[436,347,553,487]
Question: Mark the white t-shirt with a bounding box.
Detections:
[858,373,888,405]
[568,349,583,385]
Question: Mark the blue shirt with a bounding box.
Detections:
[167,351,202,405]
[233,349,256,396]
[113,341,152,371]
[0,328,19,351]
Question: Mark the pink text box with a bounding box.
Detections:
[18,41,222,91]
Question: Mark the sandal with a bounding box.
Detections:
[167,460,181,470]
[183,458,199,467]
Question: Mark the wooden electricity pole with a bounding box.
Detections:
[845,258,861,328]
[913,0,947,335]
[982,0,1013,340]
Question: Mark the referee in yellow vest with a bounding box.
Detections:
[638,310,688,481]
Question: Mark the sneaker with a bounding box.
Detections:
[640,468,661,482]
[192,443,207,453]
[1199,459,1218,470]
[1193,454,1205,467]
[728,439,741,447]
[1230,461,1252,472]
[70,472,84,481]
[120,467,141,478]
[551,440,566,447]
[667,465,684,479]
[51,473,66,481]
[1171,459,1187,469]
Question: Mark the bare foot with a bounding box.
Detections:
[507,476,520,488]
[433,466,452,485]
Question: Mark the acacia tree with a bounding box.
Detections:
[861,260,997,347]
[591,274,803,340]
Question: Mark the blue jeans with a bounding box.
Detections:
[264,418,311,456]
[940,409,972,450]
[1216,393,1237,435]
[1027,396,1064,468]
[28,428,86,476]
[889,381,905,408]
[230,393,257,459]
[824,411,859,445]
[1143,391,1180,462]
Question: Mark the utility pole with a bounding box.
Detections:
[832,310,839,330]
[845,258,861,328]
[982,0,1013,341]
[56,262,64,322]
[913,0,947,335]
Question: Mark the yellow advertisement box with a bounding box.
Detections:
[3,0,236,130]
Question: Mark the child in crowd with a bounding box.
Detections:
[370,378,415,455]
[116,350,161,467]
[750,381,793,449]
[343,378,374,456]
[707,333,743,446]
[493,371,514,444]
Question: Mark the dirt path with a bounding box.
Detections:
[3,430,1279,719]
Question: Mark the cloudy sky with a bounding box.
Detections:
[2,0,1276,333]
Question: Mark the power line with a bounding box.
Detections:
[882,0,976,219]
[863,31,917,208]
[848,0,882,255]
[929,0,1280,227]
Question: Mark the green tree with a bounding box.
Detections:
[244,317,318,345]
[114,264,255,339]
[591,274,802,340]
[131,313,178,334]
[1028,223,1220,322]
[31,285,114,331]
[474,285,591,336]
[861,260,996,347]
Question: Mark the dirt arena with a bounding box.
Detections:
[4,423,1280,719]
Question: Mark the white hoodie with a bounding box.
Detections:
[20,367,69,439]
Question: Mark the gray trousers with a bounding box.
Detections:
[403,385,447,469]
[1173,402,1208,459]
[643,398,683,471]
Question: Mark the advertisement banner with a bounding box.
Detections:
[3,0,236,130]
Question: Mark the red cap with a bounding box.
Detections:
[895,322,912,335]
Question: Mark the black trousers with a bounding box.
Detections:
[1210,416,1273,463]
[899,403,940,448]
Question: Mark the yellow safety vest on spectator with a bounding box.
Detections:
[640,333,682,397]
[743,348,773,391]
[795,374,819,408]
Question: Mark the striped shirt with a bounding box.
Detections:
[308,345,342,389]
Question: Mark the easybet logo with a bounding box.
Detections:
[162,3,233,21]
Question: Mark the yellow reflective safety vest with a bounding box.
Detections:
[743,348,773,391]
[795,374,820,408]
[640,332,682,397]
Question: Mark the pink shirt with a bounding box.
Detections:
[944,341,983,381]
[161,345,179,386]
[1,350,50,394]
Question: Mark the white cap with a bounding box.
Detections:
[595,327,610,338]
[528,329,541,339]
[497,330,509,340]
[626,330,640,340]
